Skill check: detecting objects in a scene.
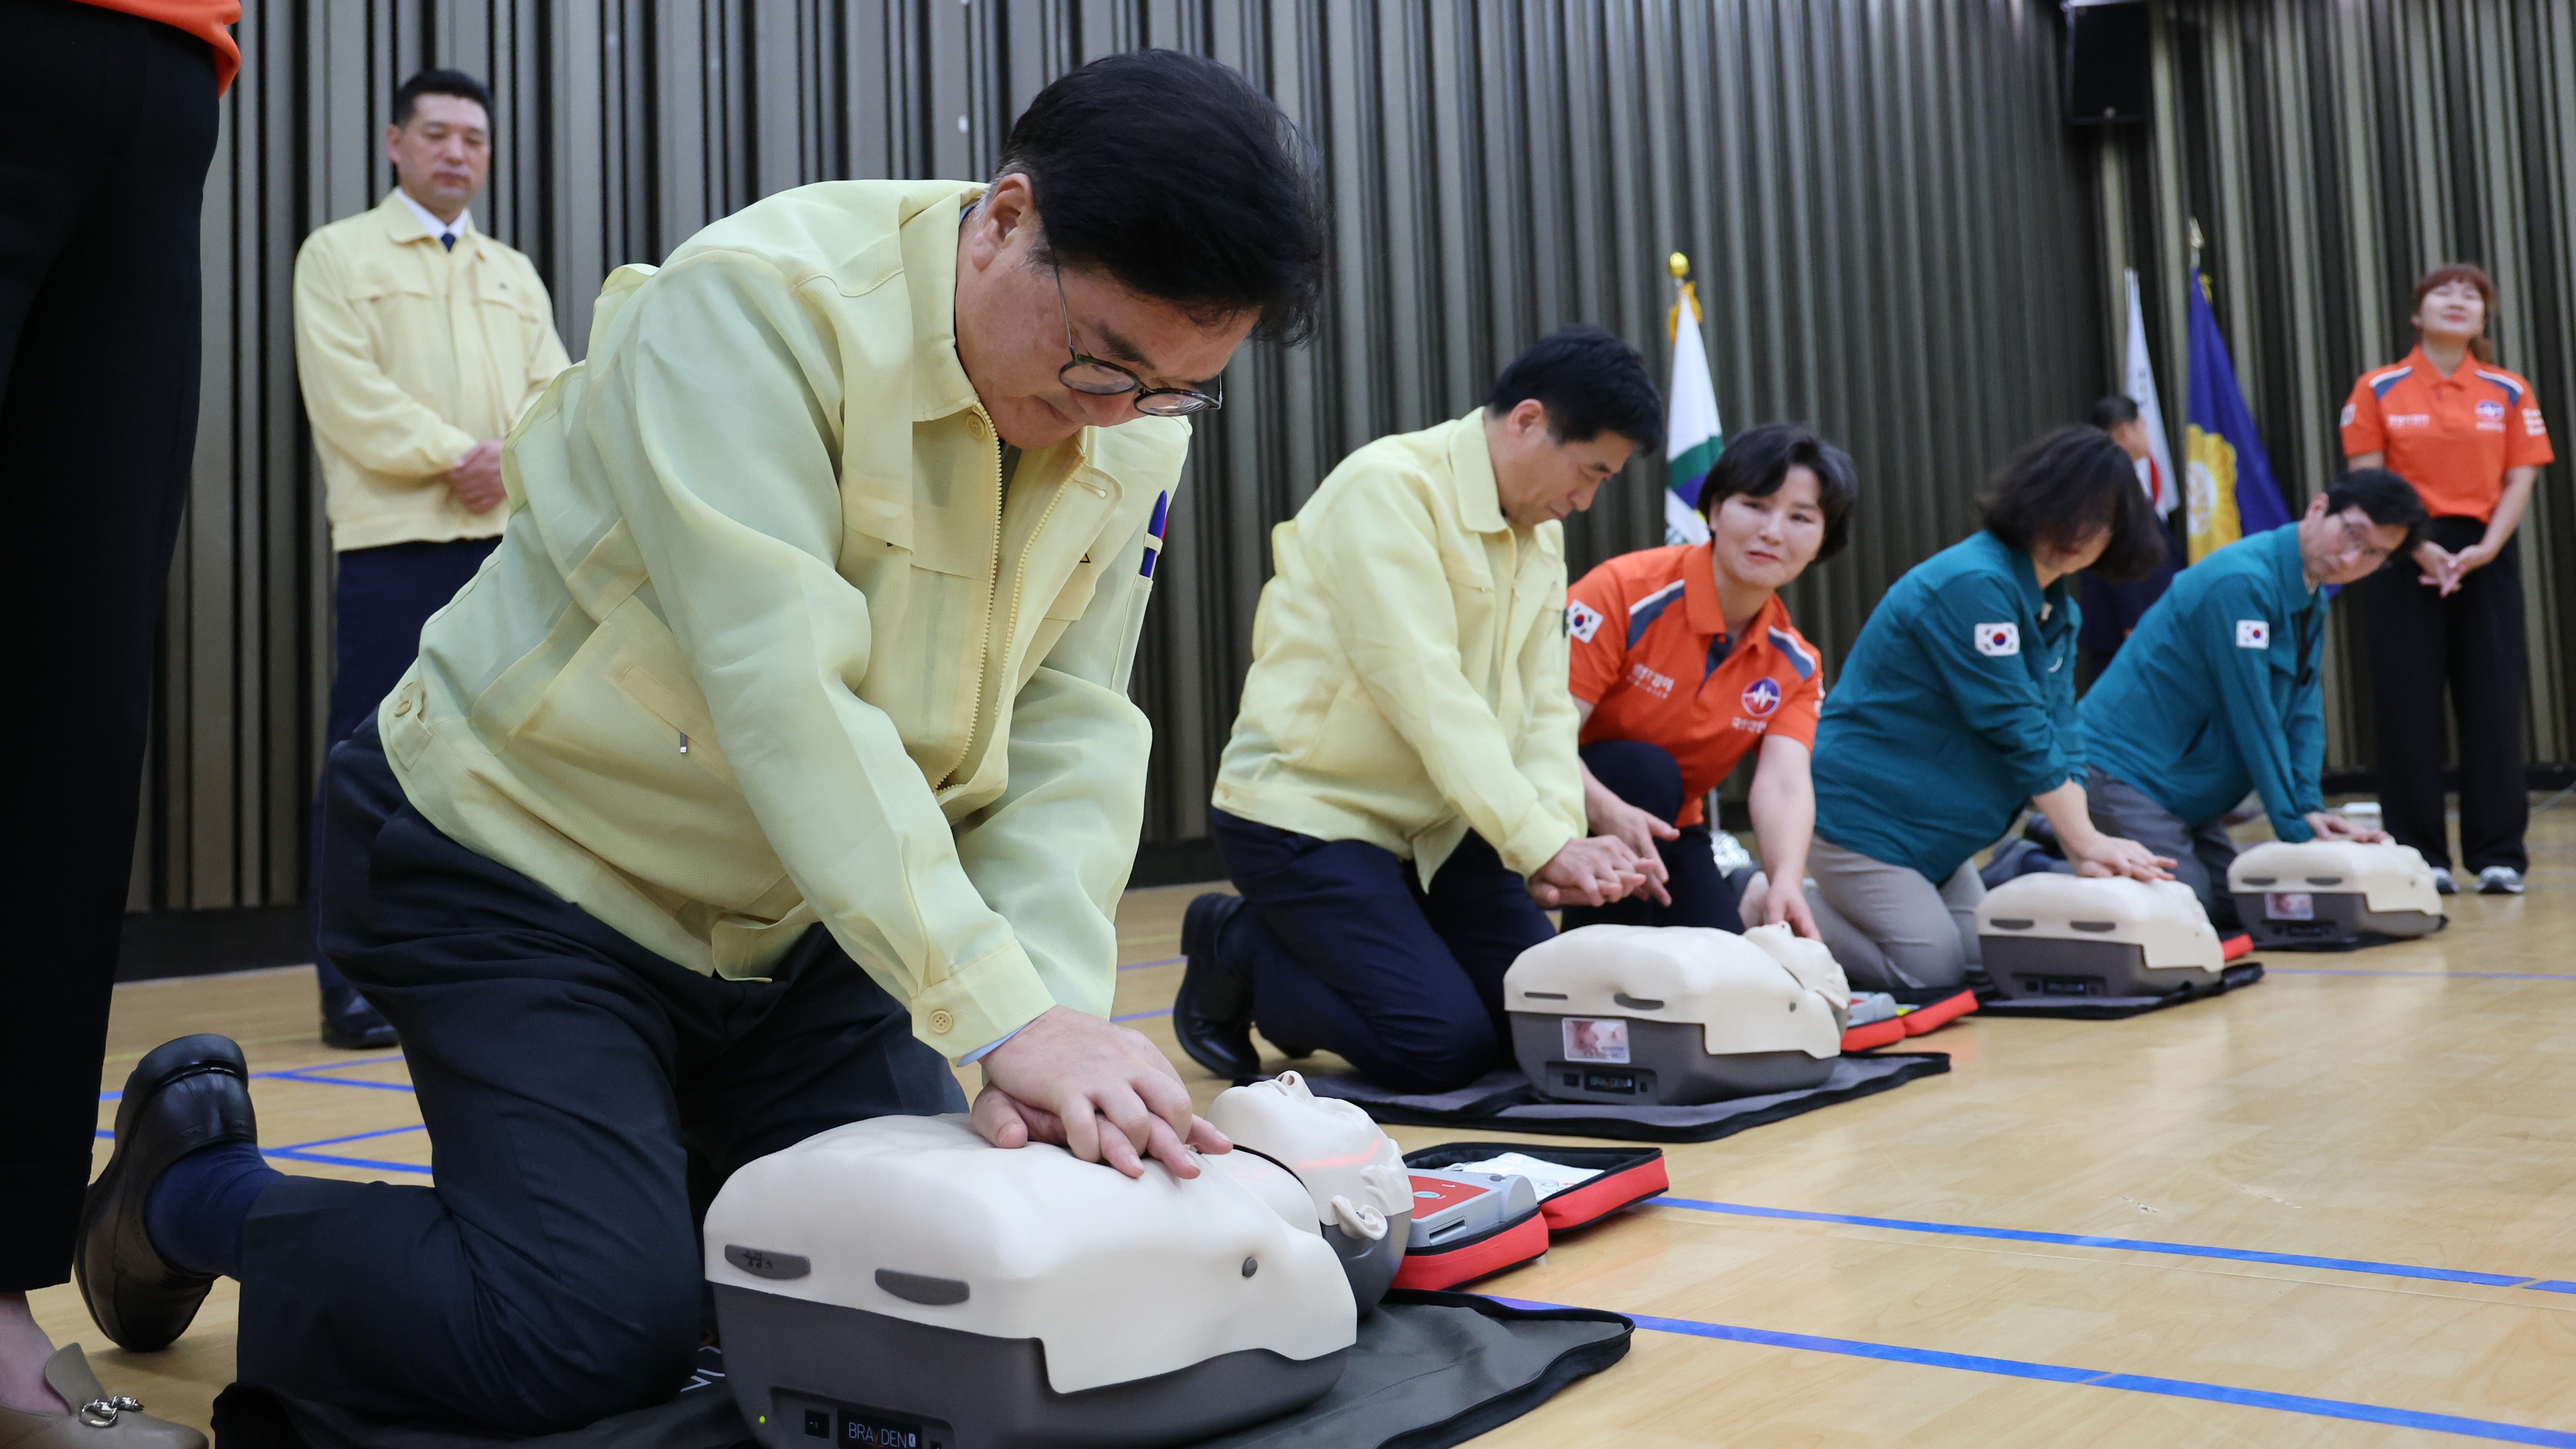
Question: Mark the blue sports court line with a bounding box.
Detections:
[1120,956,1183,971]
[2270,967,2576,981]
[1656,1197,2557,1291]
[1492,1298,2576,1446]
[92,1124,434,1177]
[98,1053,415,1103]
[1111,1007,1173,1023]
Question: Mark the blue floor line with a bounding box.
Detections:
[261,1148,434,1175]
[1494,1299,2576,1446]
[254,1070,417,1093]
[1656,1197,2548,1290]
[2269,968,2576,981]
[98,1054,415,1103]
[2530,1282,2576,1295]
[274,1124,428,1152]
[1120,956,1183,972]
[1110,1007,1173,1023]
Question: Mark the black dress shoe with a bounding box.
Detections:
[1175,893,1262,1084]
[76,1034,259,1352]
[319,983,398,1050]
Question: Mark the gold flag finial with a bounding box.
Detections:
[1668,252,1690,280]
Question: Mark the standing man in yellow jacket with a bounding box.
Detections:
[79,52,1327,1434]
[292,68,571,1049]
[1178,328,1662,1093]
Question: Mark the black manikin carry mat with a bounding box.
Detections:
[1974,961,2265,1020]
[1302,1052,1949,1143]
[209,1293,1631,1449]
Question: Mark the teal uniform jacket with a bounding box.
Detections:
[2080,524,2326,842]
[1812,532,2084,881]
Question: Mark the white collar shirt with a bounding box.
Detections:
[394,189,475,250]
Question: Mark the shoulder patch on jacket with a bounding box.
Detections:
[1974,622,2020,657]
[2236,619,2270,649]
[1566,599,1604,643]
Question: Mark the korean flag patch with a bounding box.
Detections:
[1974,622,2020,657]
[1566,599,1604,643]
[2340,402,2356,427]
[2236,619,2270,649]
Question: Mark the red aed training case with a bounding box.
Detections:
[1401,1143,1669,1235]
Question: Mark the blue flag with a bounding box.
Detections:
[2183,268,2292,559]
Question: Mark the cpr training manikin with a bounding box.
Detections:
[1976,873,2226,1000]
[704,1075,1411,1449]
[2227,839,2446,947]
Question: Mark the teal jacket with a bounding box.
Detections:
[2080,524,2326,841]
[1812,532,2083,881]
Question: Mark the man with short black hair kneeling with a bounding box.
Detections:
[74,51,1327,1436]
[2079,469,2427,926]
[1177,329,1661,1095]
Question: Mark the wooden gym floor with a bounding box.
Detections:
[33,805,2576,1446]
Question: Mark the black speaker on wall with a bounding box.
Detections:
[2065,0,2151,125]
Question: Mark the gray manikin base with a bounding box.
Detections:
[1981,937,2221,999]
[1322,1216,1408,1315]
[716,1285,1349,1449]
[1508,1015,1835,1106]
[2232,891,2442,948]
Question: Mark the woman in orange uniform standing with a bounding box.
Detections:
[2342,265,2554,894]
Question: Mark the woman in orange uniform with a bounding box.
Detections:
[1561,423,1856,936]
[2343,265,2554,894]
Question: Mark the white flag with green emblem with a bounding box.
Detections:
[1664,270,1724,545]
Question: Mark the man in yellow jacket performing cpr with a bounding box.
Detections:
[78,53,1328,1434]
[1179,328,1664,1093]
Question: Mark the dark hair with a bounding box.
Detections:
[1484,326,1665,455]
[2323,466,2429,555]
[2089,395,2140,430]
[1980,425,2164,583]
[393,69,493,129]
[1696,422,1859,561]
[2412,263,2499,364]
[999,51,1326,345]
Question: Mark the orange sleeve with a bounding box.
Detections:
[1566,565,1628,705]
[2340,375,2386,458]
[2507,385,2555,470]
[1770,668,1823,751]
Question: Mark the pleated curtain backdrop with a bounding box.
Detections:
[168,0,2474,915]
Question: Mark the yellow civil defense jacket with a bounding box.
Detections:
[1212,411,1585,885]
[379,180,1187,1059]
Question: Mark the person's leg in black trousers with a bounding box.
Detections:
[1561,739,1740,932]
[1415,830,1560,1052]
[2363,535,2459,873]
[2447,533,2529,876]
[307,539,499,1047]
[0,0,219,1397]
[230,724,964,1430]
[1210,810,1534,1093]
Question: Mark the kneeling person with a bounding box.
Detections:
[2081,470,2424,925]
[1563,423,1856,937]
[76,53,1326,1435]
[1179,328,1660,1093]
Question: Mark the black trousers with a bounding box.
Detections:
[0,0,219,1291]
[1559,740,1742,933]
[307,538,497,991]
[249,722,965,1432]
[1208,808,1556,1095]
[2362,517,2528,873]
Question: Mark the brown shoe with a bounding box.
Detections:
[0,1346,204,1449]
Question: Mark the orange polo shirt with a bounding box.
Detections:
[2340,345,2552,521]
[1566,542,1822,827]
[73,1,240,92]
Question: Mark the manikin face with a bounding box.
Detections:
[2412,280,2488,347]
[1706,466,1826,595]
[1486,400,1637,529]
[2298,496,2410,586]
[384,94,491,222]
[953,174,1257,451]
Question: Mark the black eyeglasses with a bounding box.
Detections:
[1053,265,1223,417]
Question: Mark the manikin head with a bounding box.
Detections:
[384,70,494,225]
[2297,468,2425,587]
[2090,394,2152,463]
[953,51,1328,451]
[1482,327,1663,529]
[1981,425,2166,584]
[1696,422,1857,597]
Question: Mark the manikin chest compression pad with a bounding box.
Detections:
[212,1296,1632,1449]
[1304,1052,1949,1143]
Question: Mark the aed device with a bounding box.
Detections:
[2228,840,2444,947]
[1977,874,2223,1000]
[1504,923,1848,1106]
[705,1115,1353,1449]
[1389,1169,1546,1291]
